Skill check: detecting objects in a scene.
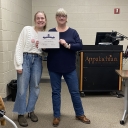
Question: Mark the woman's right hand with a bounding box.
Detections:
[17,69,22,74]
[35,40,39,48]
[35,40,45,50]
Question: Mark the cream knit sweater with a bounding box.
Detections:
[14,26,42,70]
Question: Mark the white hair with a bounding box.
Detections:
[56,8,67,16]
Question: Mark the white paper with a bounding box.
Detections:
[38,32,59,48]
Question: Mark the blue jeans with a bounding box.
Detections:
[49,70,84,118]
[13,53,43,115]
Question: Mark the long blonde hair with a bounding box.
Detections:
[34,11,47,31]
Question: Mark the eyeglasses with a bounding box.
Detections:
[56,15,67,18]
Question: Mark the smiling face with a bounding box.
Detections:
[34,12,47,31]
[56,14,67,25]
[56,8,67,26]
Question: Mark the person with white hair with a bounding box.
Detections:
[43,8,91,127]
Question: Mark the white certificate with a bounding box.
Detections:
[38,32,59,48]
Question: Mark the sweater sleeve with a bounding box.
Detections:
[14,26,27,70]
[70,30,82,51]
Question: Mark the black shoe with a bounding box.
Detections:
[18,115,28,127]
[28,112,38,122]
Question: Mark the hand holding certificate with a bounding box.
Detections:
[38,32,59,48]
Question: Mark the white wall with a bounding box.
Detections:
[32,0,128,47]
[32,0,128,77]
[0,0,32,98]
[0,0,128,97]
